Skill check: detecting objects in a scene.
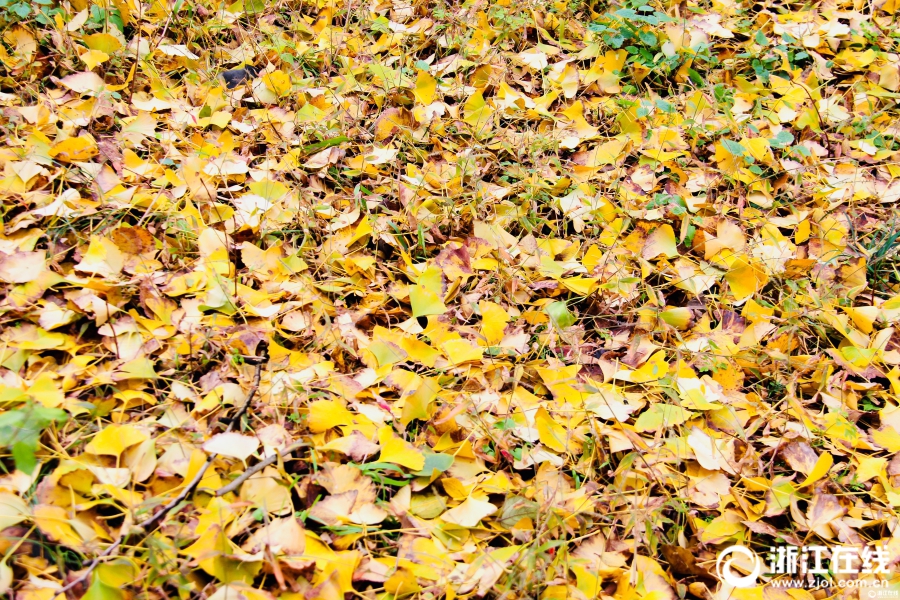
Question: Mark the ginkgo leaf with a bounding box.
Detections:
[584,386,636,422]
[58,71,105,94]
[440,497,497,527]
[85,424,149,457]
[806,493,845,532]
[441,339,483,365]
[642,225,679,259]
[80,49,110,69]
[545,301,575,329]
[262,70,291,96]
[516,48,548,70]
[308,400,354,432]
[33,505,83,547]
[3,0,898,592]
[377,426,425,471]
[203,432,260,461]
[49,135,99,162]
[629,351,669,383]
[413,70,437,105]
[0,559,10,596]
[634,404,692,432]
[410,284,446,317]
[0,494,29,530]
[463,91,494,133]
[799,451,833,487]
[401,376,438,425]
[0,251,46,283]
[725,257,769,303]
[157,44,199,59]
[75,236,124,277]
[479,301,509,346]
[535,408,569,453]
[83,32,122,54]
[111,226,155,255]
[687,427,721,470]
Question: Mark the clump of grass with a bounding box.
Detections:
[864,218,900,297]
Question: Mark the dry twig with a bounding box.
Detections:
[214,440,309,497]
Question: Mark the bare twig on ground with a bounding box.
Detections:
[214,440,309,497]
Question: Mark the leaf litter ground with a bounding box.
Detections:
[0,0,899,598]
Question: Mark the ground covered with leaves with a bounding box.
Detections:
[1,0,900,597]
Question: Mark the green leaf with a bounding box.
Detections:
[494,417,516,431]
[0,403,68,473]
[654,99,674,113]
[688,68,704,86]
[634,404,691,432]
[721,139,746,157]
[371,15,391,33]
[546,301,575,329]
[638,31,658,46]
[12,442,36,475]
[769,130,794,149]
[11,2,31,17]
[300,136,350,156]
[413,452,454,476]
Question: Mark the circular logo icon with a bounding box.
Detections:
[716,545,762,588]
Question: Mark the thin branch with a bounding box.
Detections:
[214,440,309,497]
[53,344,270,598]
[51,538,123,599]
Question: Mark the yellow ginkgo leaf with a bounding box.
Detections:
[377,426,425,471]
[183,525,261,583]
[630,351,669,383]
[410,284,446,317]
[83,32,123,54]
[441,339,483,365]
[80,49,110,69]
[463,91,494,133]
[74,236,125,277]
[741,136,772,163]
[844,305,879,334]
[535,408,569,453]
[308,399,354,432]
[799,451,833,487]
[478,301,509,346]
[0,559,10,596]
[262,70,291,96]
[855,456,887,483]
[659,306,692,329]
[642,225,679,259]
[413,69,436,105]
[85,424,149,457]
[711,361,744,392]
[725,257,769,303]
[0,494,29,530]
[33,504,84,548]
[439,497,497,527]
[27,372,64,408]
[714,140,743,175]
[561,277,599,296]
[401,376,439,425]
[49,135,98,162]
[697,511,745,544]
